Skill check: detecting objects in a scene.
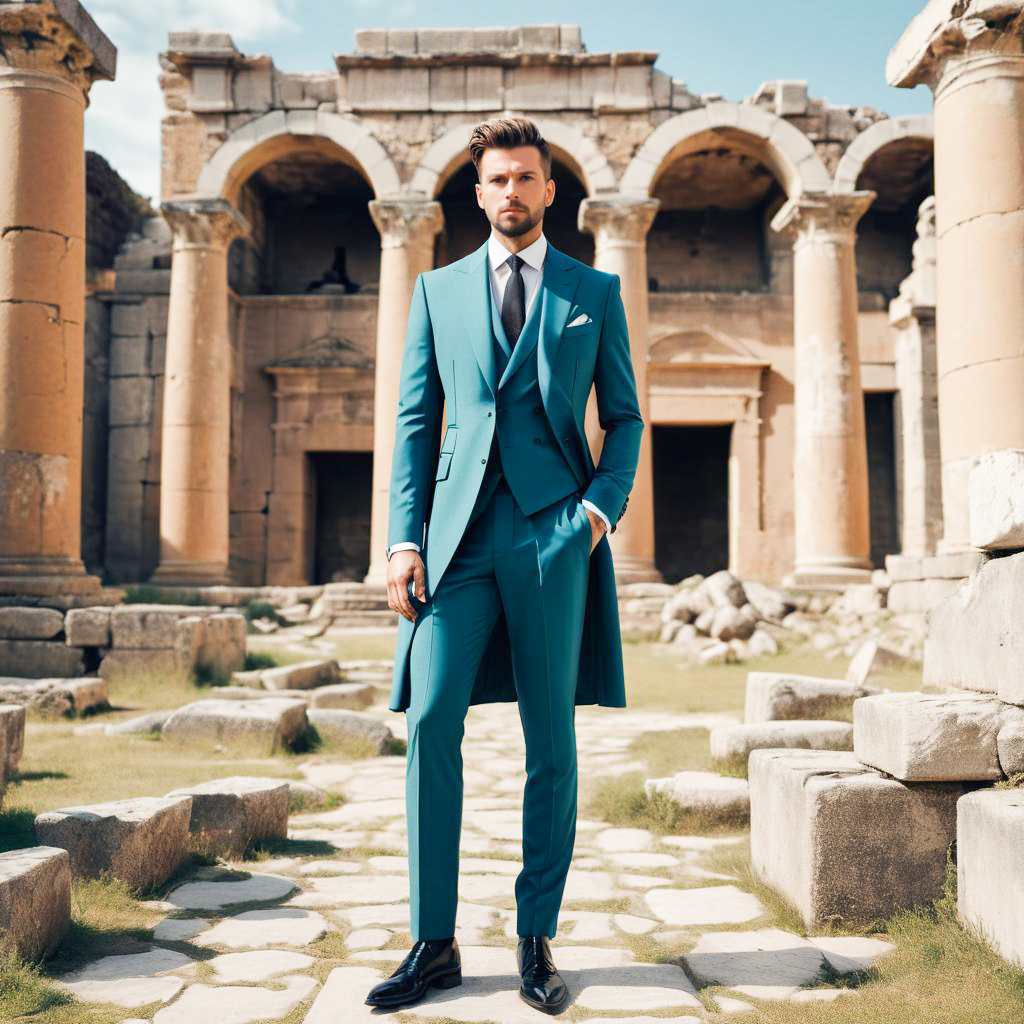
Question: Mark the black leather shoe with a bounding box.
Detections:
[517,935,569,1015]
[364,936,462,1009]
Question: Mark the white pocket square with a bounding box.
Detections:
[566,312,593,328]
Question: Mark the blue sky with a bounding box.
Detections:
[83,0,931,202]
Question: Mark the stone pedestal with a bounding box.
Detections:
[889,4,1024,552]
[579,196,660,584]
[0,1,115,601]
[363,199,443,587]
[771,193,875,588]
[150,199,248,585]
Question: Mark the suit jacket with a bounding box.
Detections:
[386,238,645,712]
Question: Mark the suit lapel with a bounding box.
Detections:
[536,244,582,406]
[453,241,497,397]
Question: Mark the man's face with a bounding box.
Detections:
[474,145,555,239]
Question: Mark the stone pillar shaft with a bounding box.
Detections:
[579,196,660,584]
[150,199,247,585]
[0,2,115,599]
[772,192,875,586]
[364,199,443,587]
[889,5,1024,552]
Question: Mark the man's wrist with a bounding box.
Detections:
[581,499,610,533]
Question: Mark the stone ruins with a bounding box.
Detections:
[4,0,1024,1019]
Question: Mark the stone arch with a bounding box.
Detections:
[621,101,831,198]
[196,109,402,202]
[832,115,934,193]
[408,117,616,197]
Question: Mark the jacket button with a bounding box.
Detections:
[487,411,492,417]
[480,459,486,464]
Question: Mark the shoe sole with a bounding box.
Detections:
[365,967,462,1009]
[518,987,569,1015]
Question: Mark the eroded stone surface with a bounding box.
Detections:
[161,698,308,754]
[193,908,328,948]
[745,672,881,723]
[0,846,71,960]
[644,885,765,926]
[166,873,296,910]
[151,975,317,1023]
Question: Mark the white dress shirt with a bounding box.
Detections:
[387,231,609,560]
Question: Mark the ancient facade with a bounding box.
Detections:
[75,23,935,590]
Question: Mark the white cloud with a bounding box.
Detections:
[89,0,301,42]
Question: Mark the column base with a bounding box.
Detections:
[0,556,111,604]
[783,566,873,591]
[149,560,231,586]
[363,557,390,589]
[612,554,664,585]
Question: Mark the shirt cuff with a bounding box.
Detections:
[387,541,421,560]
[581,499,610,533]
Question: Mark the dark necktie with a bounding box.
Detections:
[501,253,526,348]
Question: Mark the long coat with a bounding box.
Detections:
[385,239,645,713]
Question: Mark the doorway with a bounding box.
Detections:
[309,452,372,583]
[865,392,899,568]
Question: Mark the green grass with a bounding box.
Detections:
[120,585,205,606]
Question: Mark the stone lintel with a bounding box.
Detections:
[164,29,242,66]
[579,196,660,242]
[334,50,658,72]
[0,0,116,84]
[886,1,1024,89]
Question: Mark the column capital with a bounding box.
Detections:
[887,2,1024,98]
[0,0,116,96]
[578,196,660,243]
[770,192,876,245]
[160,197,249,249]
[369,198,444,249]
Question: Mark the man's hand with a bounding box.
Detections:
[387,550,426,622]
[583,506,608,554]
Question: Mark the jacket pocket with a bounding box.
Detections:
[435,426,457,480]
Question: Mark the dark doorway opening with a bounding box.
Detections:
[309,452,372,583]
[865,392,900,568]
[653,425,731,582]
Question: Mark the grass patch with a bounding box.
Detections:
[121,585,204,606]
[0,807,37,853]
[243,651,279,671]
[0,949,76,1022]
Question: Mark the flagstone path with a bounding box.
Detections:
[51,702,894,1023]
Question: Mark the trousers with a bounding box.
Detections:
[404,469,593,939]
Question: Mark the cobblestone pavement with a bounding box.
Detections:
[50,703,894,1022]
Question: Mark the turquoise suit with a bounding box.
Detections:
[386,237,644,940]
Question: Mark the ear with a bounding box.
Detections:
[474,182,484,209]
[545,176,556,207]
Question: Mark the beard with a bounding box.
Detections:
[492,203,542,238]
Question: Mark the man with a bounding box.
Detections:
[366,117,643,1015]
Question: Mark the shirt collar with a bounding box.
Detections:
[487,231,547,274]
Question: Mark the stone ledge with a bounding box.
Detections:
[745,672,881,724]
[0,846,71,961]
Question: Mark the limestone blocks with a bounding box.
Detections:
[710,721,853,774]
[923,551,1024,704]
[957,789,1024,969]
[0,847,72,961]
[0,703,25,806]
[260,658,340,691]
[749,749,971,929]
[161,698,309,755]
[643,771,750,823]
[853,691,1024,781]
[35,797,193,891]
[165,777,289,858]
[0,676,109,717]
[307,709,393,756]
[969,449,1024,550]
[745,672,882,724]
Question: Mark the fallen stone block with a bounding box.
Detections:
[0,846,71,960]
[64,607,111,647]
[0,703,26,776]
[165,777,289,858]
[845,640,908,687]
[749,749,972,929]
[161,698,308,755]
[35,797,193,891]
[307,682,375,710]
[969,449,1024,550]
[957,788,1024,969]
[853,690,1024,781]
[710,721,853,773]
[998,719,1024,777]
[643,771,750,823]
[0,607,64,641]
[261,659,340,691]
[0,677,108,717]
[307,709,393,755]
[745,672,881,724]
[923,552,1024,704]
[99,649,183,682]
[110,604,217,650]
[0,640,84,679]
[105,710,173,736]
[337,659,393,682]
[204,686,273,701]
[197,613,246,674]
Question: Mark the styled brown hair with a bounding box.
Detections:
[469,117,552,180]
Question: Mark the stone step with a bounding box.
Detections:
[749,749,970,929]
[957,789,1024,969]
[710,720,853,772]
[0,847,71,960]
[0,676,108,716]
[161,698,309,756]
[643,771,750,823]
[35,796,193,890]
[260,659,340,691]
[322,583,390,614]
[744,672,881,724]
[852,690,1024,781]
[165,776,290,859]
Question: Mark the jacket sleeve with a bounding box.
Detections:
[387,273,444,551]
[580,273,645,532]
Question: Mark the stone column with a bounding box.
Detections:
[890,196,941,559]
[0,1,115,600]
[579,195,660,583]
[363,199,443,587]
[149,199,248,585]
[771,192,876,587]
[888,4,1024,552]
